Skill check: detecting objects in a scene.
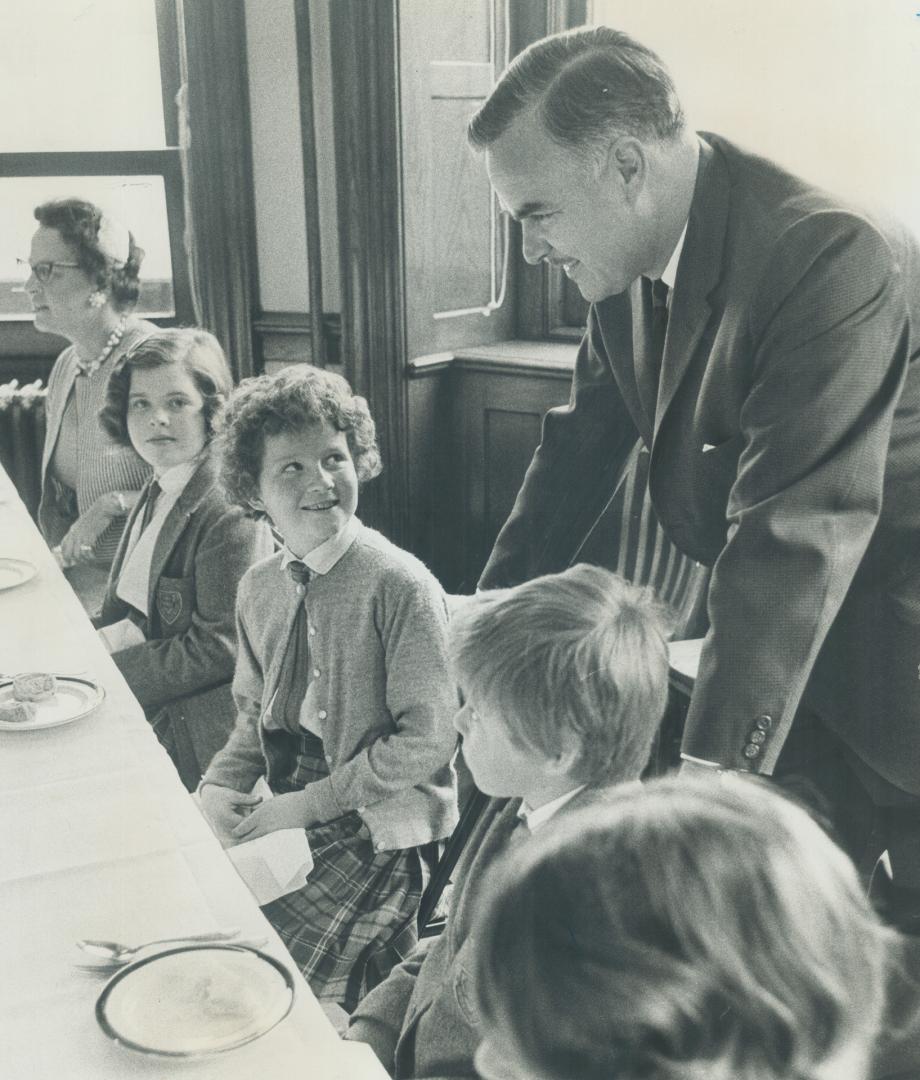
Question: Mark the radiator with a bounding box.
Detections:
[0,380,47,521]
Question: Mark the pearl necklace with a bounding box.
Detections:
[75,317,128,377]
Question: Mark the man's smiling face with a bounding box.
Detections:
[485,111,650,303]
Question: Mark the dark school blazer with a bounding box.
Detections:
[347,785,622,1079]
[481,134,920,793]
[97,452,274,782]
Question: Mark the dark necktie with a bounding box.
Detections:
[273,561,311,733]
[138,479,162,533]
[650,277,670,381]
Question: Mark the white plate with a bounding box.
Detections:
[96,945,295,1057]
[0,676,104,731]
[0,557,36,591]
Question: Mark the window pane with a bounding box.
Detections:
[0,1,167,151]
[589,0,920,240]
[0,176,175,321]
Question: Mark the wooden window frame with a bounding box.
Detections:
[510,0,590,343]
[0,0,191,362]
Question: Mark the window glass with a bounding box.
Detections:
[0,176,175,320]
[590,0,920,239]
[0,0,167,152]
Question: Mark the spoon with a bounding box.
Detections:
[77,927,242,962]
[74,937,269,974]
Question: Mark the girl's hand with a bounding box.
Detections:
[200,784,263,840]
[59,495,119,565]
[231,791,310,841]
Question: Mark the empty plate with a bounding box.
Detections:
[0,676,104,731]
[0,557,36,591]
[96,945,295,1056]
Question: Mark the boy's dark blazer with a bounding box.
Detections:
[347,785,621,1079]
[97,451,274,781]
[481,133,920,793]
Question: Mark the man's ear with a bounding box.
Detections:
[602,136,646,197]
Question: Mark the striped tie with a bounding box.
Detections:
[273,561,311,733]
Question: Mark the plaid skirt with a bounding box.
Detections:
[261,729,425,1010]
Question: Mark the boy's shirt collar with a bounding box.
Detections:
[280,516,360,578]
[518,785,587,832]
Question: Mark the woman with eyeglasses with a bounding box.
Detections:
[27,197,156,613]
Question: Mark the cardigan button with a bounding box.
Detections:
[318,709,327,720]
[313,668,321,678]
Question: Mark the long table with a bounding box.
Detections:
[0,466,385,1079]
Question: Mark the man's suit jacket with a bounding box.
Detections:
[97,452,274,781]
[481,134,920,793]
[346,786,619,1079]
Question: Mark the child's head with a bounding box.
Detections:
[473,774,894,1080]
[216,365,381,555]
[99,327,231,473]
[450,564,670,802]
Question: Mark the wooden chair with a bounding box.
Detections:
[419,439,711,933]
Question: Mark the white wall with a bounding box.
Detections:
[244,0,340,314]
[591,0,920,238]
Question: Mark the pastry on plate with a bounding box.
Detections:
[0,699,37,724]
[12,672,57,702]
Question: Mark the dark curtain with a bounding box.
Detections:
[179,0,258,381]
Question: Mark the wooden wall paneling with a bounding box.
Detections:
[328,0,409,544]
[405,358,454,580]
[454,361,570,588]
[293,0,328,368]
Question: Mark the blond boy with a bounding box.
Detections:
[346,563,670,1078]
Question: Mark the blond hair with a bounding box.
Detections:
[449,564,670,784]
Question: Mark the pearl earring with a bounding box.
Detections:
[88,290,107,309]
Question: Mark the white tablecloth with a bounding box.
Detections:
[0,468,384,1079]
[667,638,702,695]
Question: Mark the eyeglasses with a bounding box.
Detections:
[16,258,81,284]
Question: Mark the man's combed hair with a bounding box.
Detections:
[215,364,382,514]
[475,776,895,1080]
[468,26,684,152]
[34,198,144,311]
[449,564,670,785]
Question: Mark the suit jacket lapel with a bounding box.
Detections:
[145,455,215,617]
[594,291,654,446]
[654,137,728,437]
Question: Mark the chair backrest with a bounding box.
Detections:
[420,441,711,933]
[575,440,709,639]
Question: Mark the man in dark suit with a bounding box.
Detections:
[471,26,920,922]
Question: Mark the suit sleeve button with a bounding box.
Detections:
[749,730,766,745]
[755,714,773,731]
[743,743,762,759]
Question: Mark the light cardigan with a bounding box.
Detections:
[39,317,156,561]
[203,522,459,853]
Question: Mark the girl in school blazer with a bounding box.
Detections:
[95,328,273,788]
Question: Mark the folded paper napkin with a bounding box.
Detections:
[226,829,314,906]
